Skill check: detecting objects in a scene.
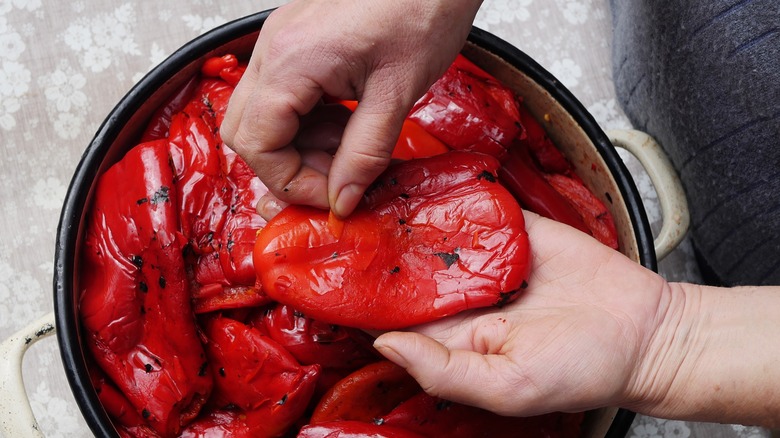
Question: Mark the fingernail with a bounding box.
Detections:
[256,194,287,221]
[333,183,364,218]
[374,336,410,368]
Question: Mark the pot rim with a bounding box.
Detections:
[54,9,654,438]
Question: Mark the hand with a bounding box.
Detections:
[222,0,482,219]
[373,211,672,417]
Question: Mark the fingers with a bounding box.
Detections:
[374,331,538,417]
[328,98,405,217]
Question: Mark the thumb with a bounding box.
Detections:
[374,331,521,415]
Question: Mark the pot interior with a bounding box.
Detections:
[55,11,653,438]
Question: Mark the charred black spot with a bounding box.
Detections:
[150,186,170,204]
[142,409,151,419]
[219,367,226,377]
[130,255,143,268]
[495,290,520,307]
[144,364,153,373]
[521,280,529,289]
[136,197,148,205]
[198,361,208,377]
[277,394,288,405]
[332,252,339,259]
[390,266,401,274]
[399,193,410,199]
[435,252,460,268]
[399,219,406,225]
[139,281,148,293]
[477,170,497,183]
[158,276,166,289]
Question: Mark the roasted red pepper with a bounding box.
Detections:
[80,140,212,437]
[337,100,450,160]
[408,54,524,157]
[381,392,584,438]
[499,143,591,235]
[251,303,378,370]
[141,76,200,142]
[202,316,320,436]
[298,421,426,438]
[545,173,619,249]
[201,53,246,87]
[166,77,270,313]
[311,361,420,425]
[253,151,531,330]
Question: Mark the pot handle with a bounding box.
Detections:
[0,312,56,438]
[607,129,690,261]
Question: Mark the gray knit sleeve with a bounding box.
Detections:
[610,0,780,285]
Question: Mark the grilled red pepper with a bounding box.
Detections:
[499,144,591,235]
[408,54,524,157]
[337,100,449,160]
[201,53,246,87]
[202,316,320,436]
[381,392,584,438]
[298,421,426,438]
[251,303,378,370]
[80,140,212,437]
[253,151,531,330]
[167,77,270,313]
[140,75,200,142]
[545,173,619,249]
[311,361,420,425]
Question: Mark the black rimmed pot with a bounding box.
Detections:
[54,9,652,438]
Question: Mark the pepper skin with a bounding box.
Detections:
[499,143,591,236]
[254,151,531,330]
[337,100,449,160]
[202,316,320,436]
[166,77,270,312]
[310,361,421,425]
[298,421,426,438]
[380,392,585,438]
[545,173,619,249]
[251,303,379,370]
[80,140,212,437]
[408,54,524,158]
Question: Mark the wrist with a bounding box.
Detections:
[622,282,703,415]
[624,282,780,427]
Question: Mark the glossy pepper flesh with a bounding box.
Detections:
[253,151,532,330]
[80,140,213,437]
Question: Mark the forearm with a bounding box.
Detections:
[627,282,780,427]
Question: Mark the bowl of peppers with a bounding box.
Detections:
[0,7,690,438]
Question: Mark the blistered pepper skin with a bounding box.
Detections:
[254,151,531,330]
[381,392,584,438]
[80,141,213,437]
[202,317,320,437]
[408,54,524,157]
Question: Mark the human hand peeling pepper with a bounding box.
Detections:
[221,0,482,219]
